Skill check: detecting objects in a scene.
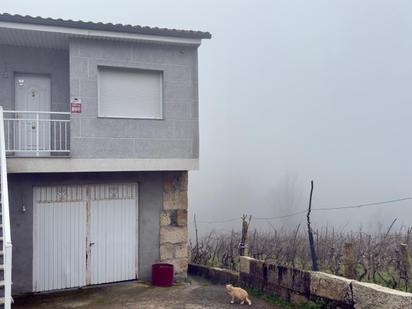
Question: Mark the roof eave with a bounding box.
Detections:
[0,13,211,40]
[0,20,207,46]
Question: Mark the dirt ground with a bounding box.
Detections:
[13,276,282,309]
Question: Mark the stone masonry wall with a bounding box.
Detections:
[188,264,239,285]
[189,258,412,309]
[238,256,412,309]
[159,171,188,280]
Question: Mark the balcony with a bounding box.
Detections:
[4,111,70,157]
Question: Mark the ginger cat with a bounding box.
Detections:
[225,284,252,305]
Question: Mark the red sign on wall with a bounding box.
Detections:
[70,98,82,113]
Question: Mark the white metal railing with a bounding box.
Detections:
[0,106,12,308]
[3,111,70,156]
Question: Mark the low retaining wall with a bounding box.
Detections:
[188,264,238,285]
[189,257,412,309]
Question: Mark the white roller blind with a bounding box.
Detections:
[98,67,162,119]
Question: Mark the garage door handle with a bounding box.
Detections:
[90,242,95,246]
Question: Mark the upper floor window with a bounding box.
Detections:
[98,67,163,119]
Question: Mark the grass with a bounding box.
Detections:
[247,288,324,309]
[94,296,105,304]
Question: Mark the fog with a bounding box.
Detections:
[4,0,412,234]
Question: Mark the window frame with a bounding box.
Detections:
[97,65,164,120]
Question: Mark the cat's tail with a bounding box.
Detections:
[246,297,252,306]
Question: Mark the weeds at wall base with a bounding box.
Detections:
[247,287,324,309]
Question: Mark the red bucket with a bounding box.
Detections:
[152,263,174,287]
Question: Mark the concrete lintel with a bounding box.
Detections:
[7,158,199,173]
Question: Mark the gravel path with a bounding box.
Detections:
[14,276,282,309]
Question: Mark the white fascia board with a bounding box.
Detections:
[6,158,199,173]
[0,21,202,45]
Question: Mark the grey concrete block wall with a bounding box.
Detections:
[0,44,69,111]
[0,40,200,160]
[9,171,163,294]
[69,38,199,159]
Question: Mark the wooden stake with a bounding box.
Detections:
[307,180,319,271]
[343,242,356,279]
[400,243,411,290]
[239,214,252,256]
[194,213,199,261]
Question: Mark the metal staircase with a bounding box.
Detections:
[0,106,13,309]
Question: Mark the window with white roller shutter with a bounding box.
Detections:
[98,66,163,119]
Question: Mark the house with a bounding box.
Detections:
[0,12,210,304]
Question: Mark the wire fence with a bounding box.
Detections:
[196,196,412,224]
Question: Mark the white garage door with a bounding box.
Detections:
[33,183,138,292]
[90,184,138,285]
[33,185,87,292]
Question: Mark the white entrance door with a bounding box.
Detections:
[90,184,138,284]
[33,183,138,292]
[14,73,51,156]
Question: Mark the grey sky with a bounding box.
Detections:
[3,0,412,233]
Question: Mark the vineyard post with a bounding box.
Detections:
[399,243,411,290]
[307,180,319,271]
[194,213,199,260]
[343,242,356,279]
[230,229,235,270]
[239,214,252,256]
